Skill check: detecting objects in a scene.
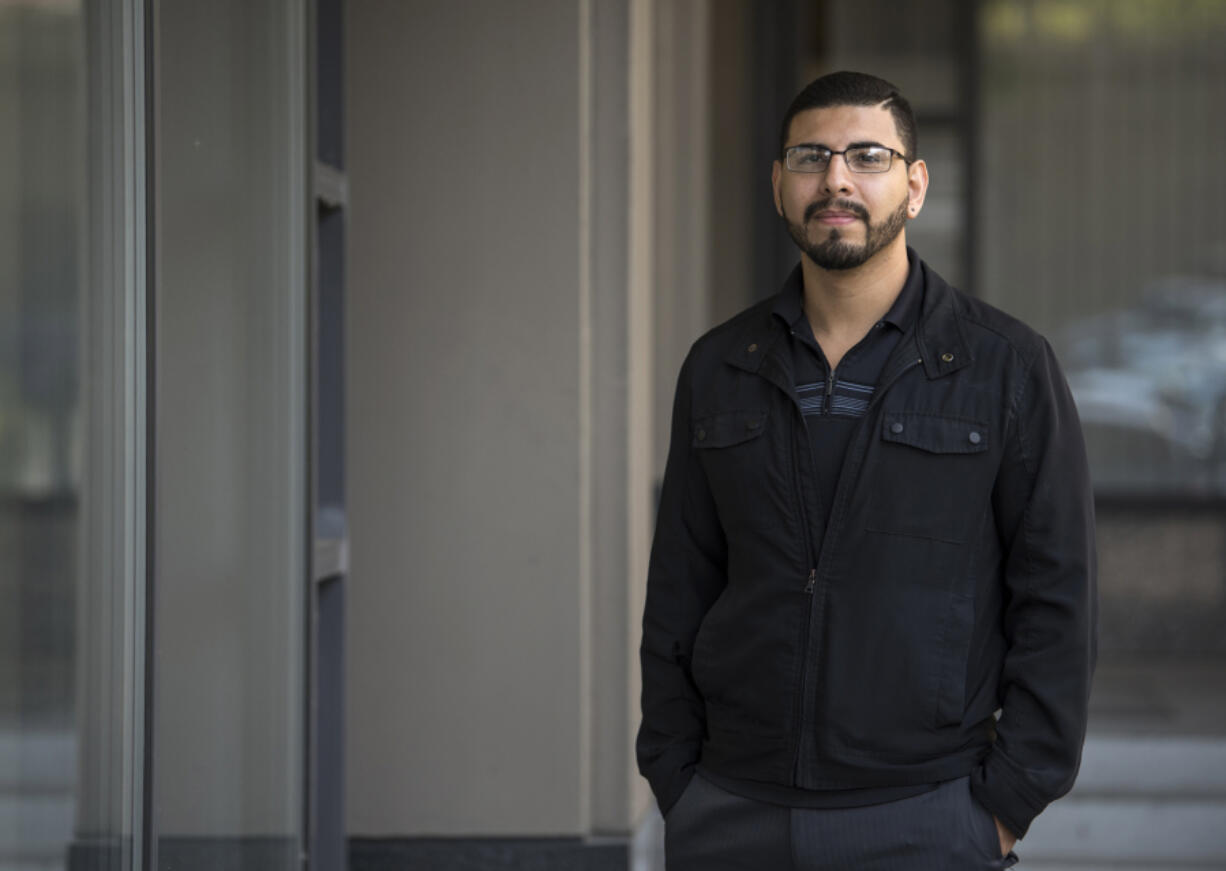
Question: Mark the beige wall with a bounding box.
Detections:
[346,0,664,838]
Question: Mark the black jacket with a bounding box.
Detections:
[636,257,1097,838]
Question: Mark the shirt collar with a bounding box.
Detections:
[770,263,807,326]
[882,246,923,332]
[771,246,925,333]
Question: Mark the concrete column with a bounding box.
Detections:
[346,0,648,842]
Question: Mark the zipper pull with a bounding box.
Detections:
[804,568,816,593]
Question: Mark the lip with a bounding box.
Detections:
[813,210,860,225]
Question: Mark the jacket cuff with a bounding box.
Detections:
[970,754,1048,839]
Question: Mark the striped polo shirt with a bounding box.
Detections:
[779,250,923,535]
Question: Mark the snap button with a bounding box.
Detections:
[890,421,904,434]
[968,431,982,445]
[747,419,761,430]
[747,343,758,353]
[941,352,955,363]
[696,428,706,441]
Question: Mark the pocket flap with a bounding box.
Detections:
[692,410,768,448]
[881,413,988,454]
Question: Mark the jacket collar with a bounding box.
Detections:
[913,257,973,379]
[725,313,794,396]
[725,250,973,382]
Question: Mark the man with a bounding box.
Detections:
[637,71,1096,870]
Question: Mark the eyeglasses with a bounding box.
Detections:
[784,144,912,174]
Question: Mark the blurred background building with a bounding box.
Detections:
[1,1,1224,869]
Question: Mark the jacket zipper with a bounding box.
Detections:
[789,408,819,590]
[788,397,819,780]
[790,361,837,780]
[789,354,923,786]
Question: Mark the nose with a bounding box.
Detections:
[821,155,855,196]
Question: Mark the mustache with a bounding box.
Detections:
[804,199,869,223]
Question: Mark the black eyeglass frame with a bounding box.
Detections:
[783,144,915,174]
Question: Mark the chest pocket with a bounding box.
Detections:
[865,412,991,544]
[692,409,775,531]
[692,409,767,449]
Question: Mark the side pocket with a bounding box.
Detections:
[966,781,1005,861]
[933,593,974,726]
[663,771,700,822]
[663,773,713,867]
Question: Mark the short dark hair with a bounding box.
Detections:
[778,70,917,161]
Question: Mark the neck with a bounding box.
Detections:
[799,235,910,340]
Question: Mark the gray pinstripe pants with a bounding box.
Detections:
[664,773,1021,870]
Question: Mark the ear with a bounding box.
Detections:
[771,159,783,216]
[906,158,929,219]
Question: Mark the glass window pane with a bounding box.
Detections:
[152,1,307,868]
[980,0,1226,500]
[980,1,1226,661]
[0,2,146,869]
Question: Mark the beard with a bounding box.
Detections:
[782,193,909,271]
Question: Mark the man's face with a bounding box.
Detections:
[772,103,928,271]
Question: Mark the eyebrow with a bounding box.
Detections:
[790,140,890,151]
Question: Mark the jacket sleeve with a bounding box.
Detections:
[972,337,1098,838]
[636,350,728,816]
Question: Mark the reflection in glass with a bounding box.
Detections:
[1060,278,1226,496]
[0,4,84,870]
